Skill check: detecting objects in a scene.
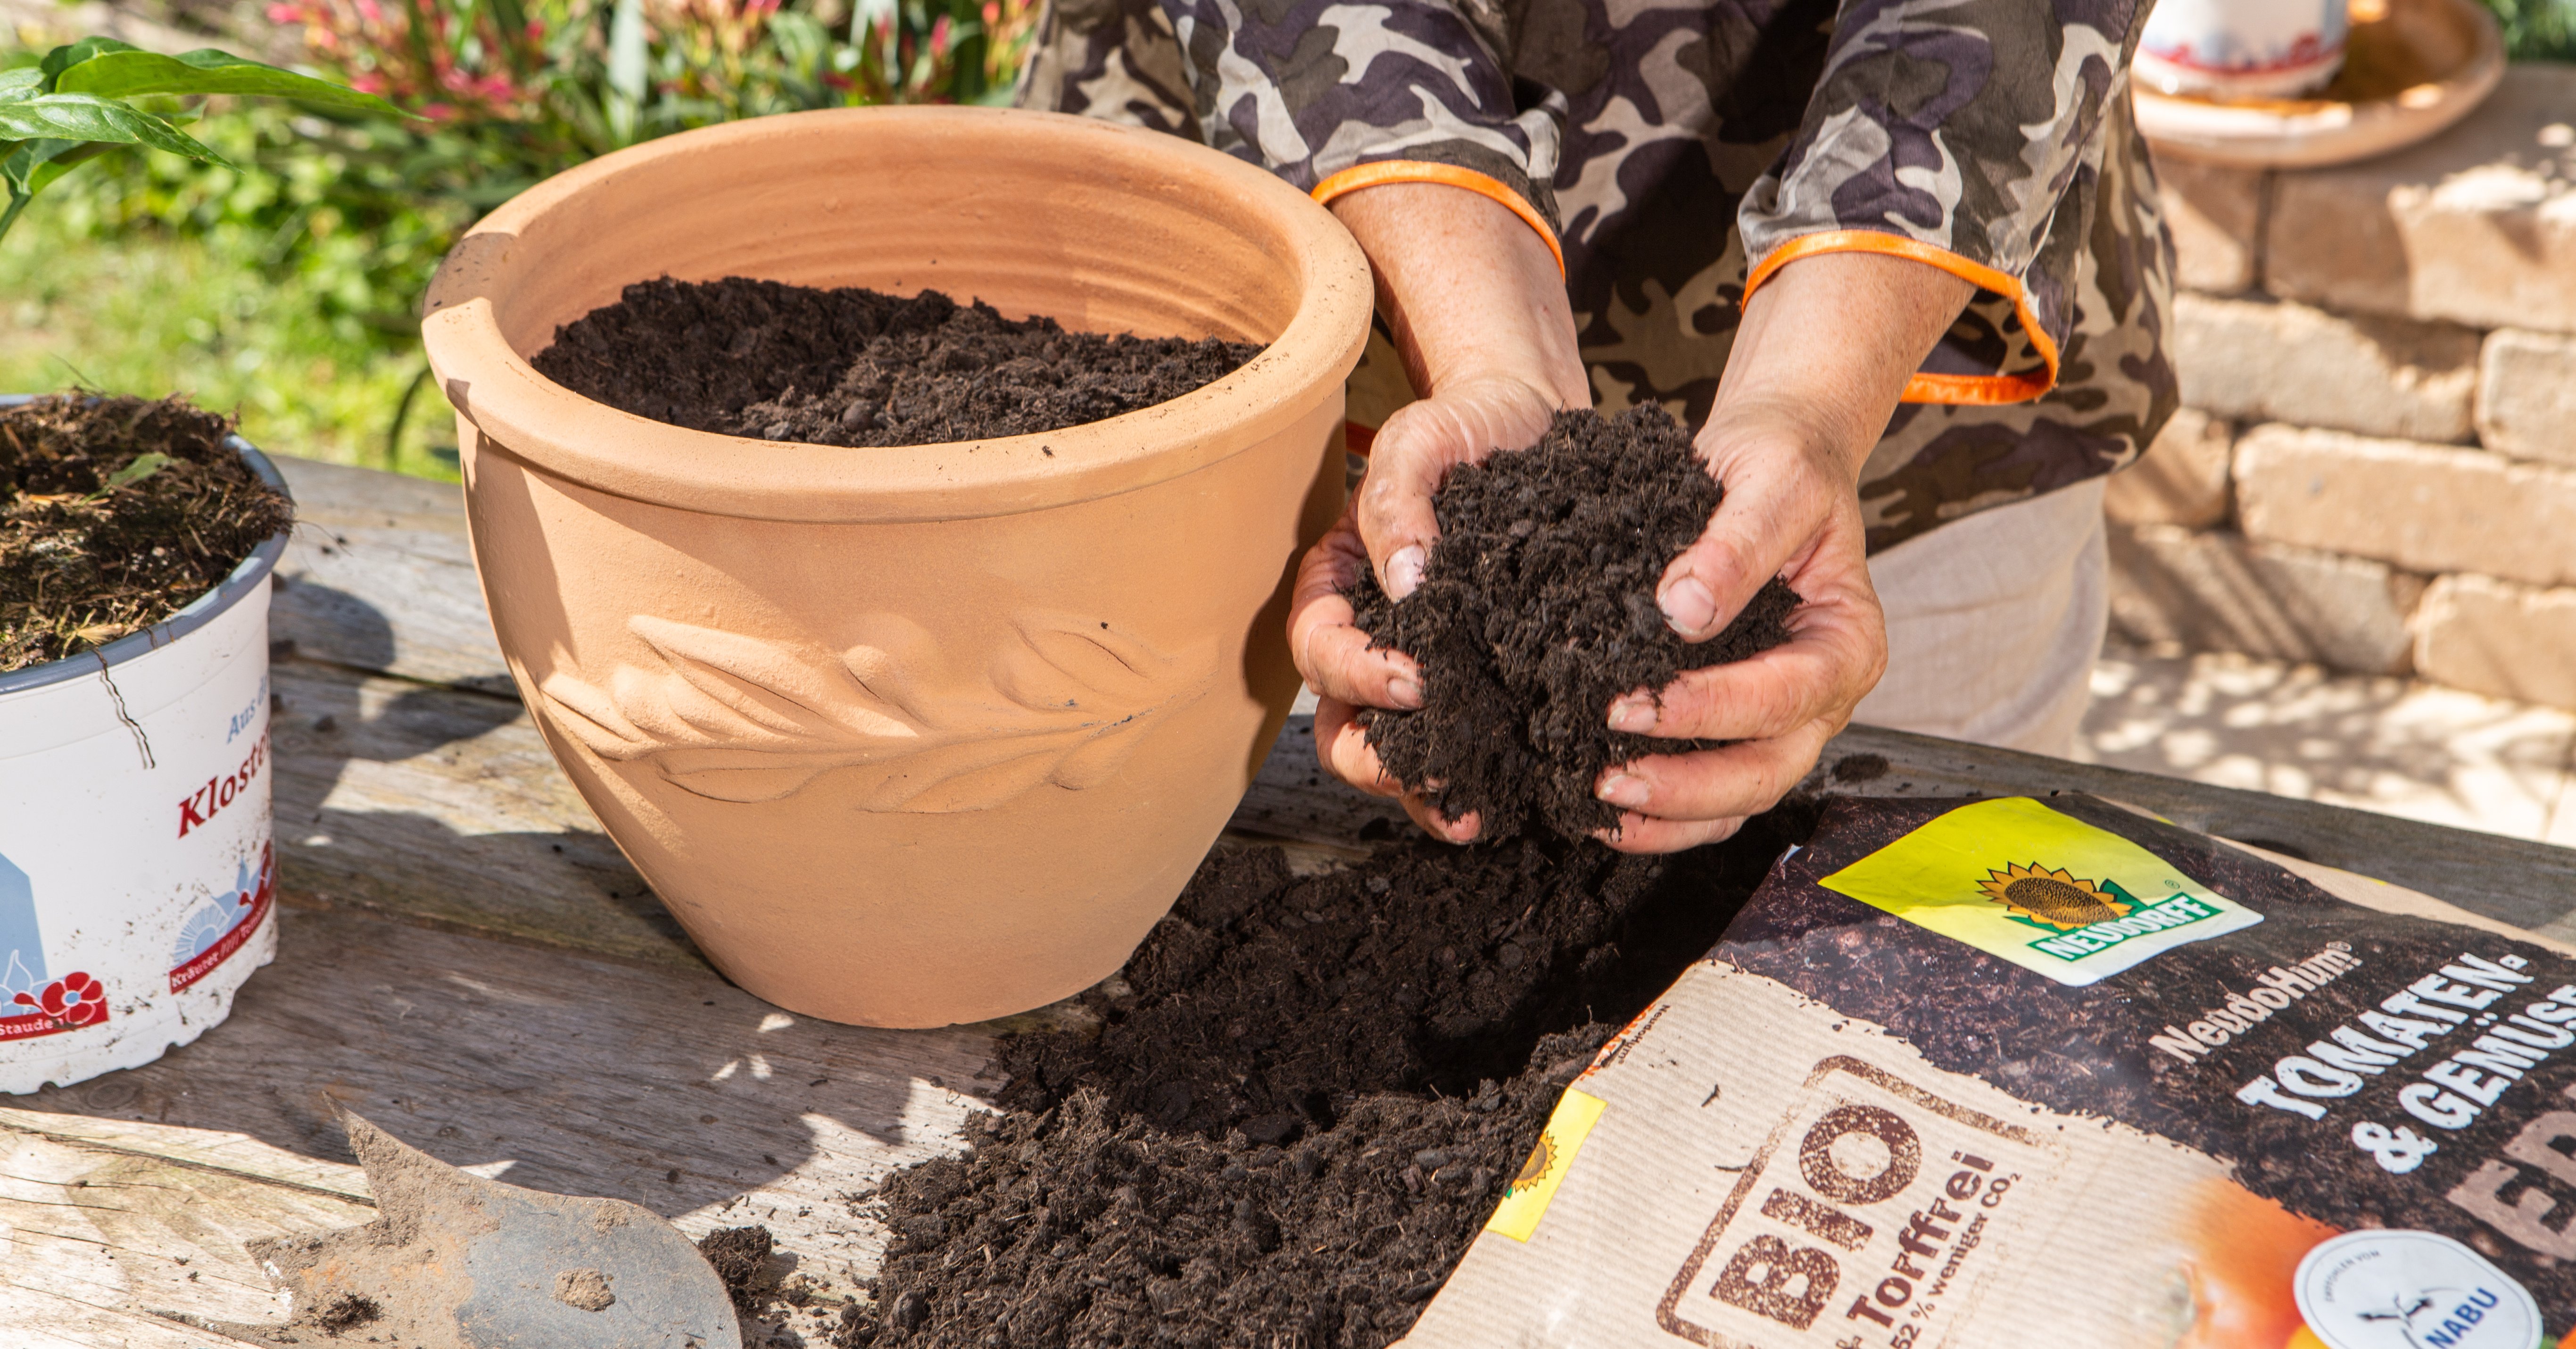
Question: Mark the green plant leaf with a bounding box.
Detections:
[25,138,119,195]
[0,68,43,101]
[97,452,174,493]
[38,38,139,85]
[0,94,231,167]
[53,49,406,115]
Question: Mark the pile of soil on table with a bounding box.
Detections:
[530,279,1262,447]
[838,805,1816,1349]
[1347,406,1802,842]
[0,394,295,674]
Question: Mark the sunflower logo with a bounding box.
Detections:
[1508,1132,1558,1197]
[1978,863,2132,930]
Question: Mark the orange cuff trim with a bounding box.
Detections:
[1312,161,1565,279]
[1742,231,2060,407]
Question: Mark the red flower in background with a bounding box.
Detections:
[14,972,107,1027]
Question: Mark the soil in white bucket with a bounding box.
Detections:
[0,395,294,1093]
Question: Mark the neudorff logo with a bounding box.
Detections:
[2294,1229,2541,1349]
[1976,863,2229,963]
[1818,798,2264,986]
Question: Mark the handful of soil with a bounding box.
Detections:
[1,395,294,675]
[1348,406,1801,841]
[530,278,1262,447]
[840,808,1814,1349]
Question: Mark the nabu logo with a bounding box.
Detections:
[2293,1229,2541,1349]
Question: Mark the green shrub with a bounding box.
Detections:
[2485,0,2576,61]
[4,0,1036,475]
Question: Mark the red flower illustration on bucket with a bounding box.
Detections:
[16,971,106,1027]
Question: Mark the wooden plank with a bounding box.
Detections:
[271,537,512,697]
[269,658,703,969]
[10,905,1006,1341]
[269,457,512,697]
[1228,716,2576,934]
[0,1124,374,1345]
[274,455,466,531]
[0,1111,371,1204]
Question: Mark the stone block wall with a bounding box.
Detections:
[2111,64,2576,707]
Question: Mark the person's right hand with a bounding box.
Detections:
[1283,179,1590,841]
[1289,374,1563,843]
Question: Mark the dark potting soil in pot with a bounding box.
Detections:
[530,278,1262,446]
[835,806,1816,1349]
[1,394,295,674]
[1347,406,1803,843]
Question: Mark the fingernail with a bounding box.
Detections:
[1386,545,1427,601]
[1607,695,1656,733]
[1388,675,1423,708]
[1660,575,1716,636]
[1597,773,1649,808]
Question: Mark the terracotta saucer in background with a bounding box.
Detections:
[2135,0,2505,168]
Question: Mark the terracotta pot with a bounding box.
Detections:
[421,107,1369,1027]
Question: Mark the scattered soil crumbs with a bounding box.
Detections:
[840,807,1815,1349]
[1828,752,1889,783]
[1348,407,1801,842]
[304,1293,381,1335]
[699,1225,779,1313]
[531,279,1262,447]
[1,395,294,674]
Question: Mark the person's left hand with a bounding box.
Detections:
[1286,180,1588,844]
[1582,412,1887,852]
[1582,249,1974,853]
[1291,374,1566,844]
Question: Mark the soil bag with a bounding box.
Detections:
[1404,793,2576,1349]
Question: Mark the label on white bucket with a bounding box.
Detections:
[0,582,279,1093]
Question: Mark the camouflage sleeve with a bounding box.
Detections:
[1143,0,1568,231]
[1012,0,1202,138]
[1737,0,2152,403]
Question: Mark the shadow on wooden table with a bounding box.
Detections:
[0,496,1005,1335]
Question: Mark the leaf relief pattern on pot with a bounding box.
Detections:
[537,613,1218,812]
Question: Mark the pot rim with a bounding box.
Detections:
[421,106,1373,525]
[0,394,292,697]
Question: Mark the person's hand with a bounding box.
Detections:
[1291,375,1561,842]
[1286,182,1587,841]
[1587,250,1974,852]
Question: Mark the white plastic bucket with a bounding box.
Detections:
[0,404,290,1094]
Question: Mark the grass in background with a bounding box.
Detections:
[3,0,1037,483]
[0,207,460,478]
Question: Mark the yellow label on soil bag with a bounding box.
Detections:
[1817,797,2262,986]
[1484,1087,1605,1242]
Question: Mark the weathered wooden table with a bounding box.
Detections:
[11,458,2576,1346]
